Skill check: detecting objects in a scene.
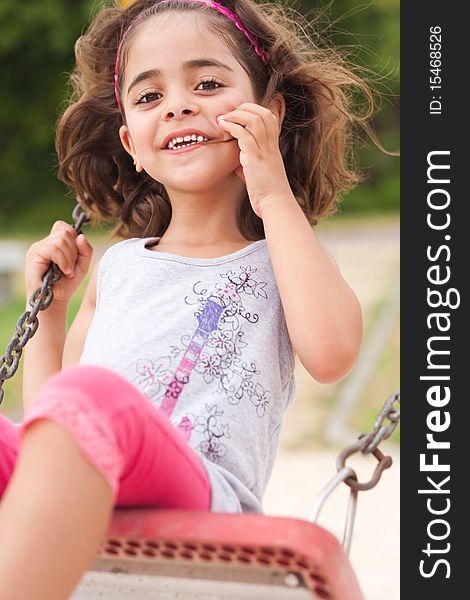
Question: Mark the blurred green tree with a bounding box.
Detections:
[0,0,96,231]
[297,0,399,214]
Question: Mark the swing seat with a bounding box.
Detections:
[73,508,363,599]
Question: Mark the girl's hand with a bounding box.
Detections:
[24,221,93,307]
[217,102,293,218]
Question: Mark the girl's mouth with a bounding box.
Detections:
[161,137,235,155]
[161,142,207,155]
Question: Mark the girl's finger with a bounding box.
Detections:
[221,103,279,143]
[218,110,267,148]
[218,119,261,155]
[51,234,78,273]
[48,246,75,277]
[75,234,93,275]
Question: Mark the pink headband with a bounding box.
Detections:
[114,0,270,113]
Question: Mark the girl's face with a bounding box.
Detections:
[119,12,258,196]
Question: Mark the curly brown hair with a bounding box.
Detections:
[56,0,375,240]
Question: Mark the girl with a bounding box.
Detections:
[0,0,369,597]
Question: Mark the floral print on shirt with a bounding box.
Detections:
[132,262,272,462]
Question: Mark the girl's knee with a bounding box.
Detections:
[20,369,125,502]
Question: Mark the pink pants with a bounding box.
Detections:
[0,365,211,509]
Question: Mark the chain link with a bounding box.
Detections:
[0,204,90,405]
[337,392,400,492]
[360,391,400,454]
[310,392,400,552]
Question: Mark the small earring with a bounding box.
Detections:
[133,157,143,173]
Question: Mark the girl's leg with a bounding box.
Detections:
[0,419,113,600]
[0,364,211,600]
[16,364,212,509]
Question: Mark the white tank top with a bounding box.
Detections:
[80,237,296,512]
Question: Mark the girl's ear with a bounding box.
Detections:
[268,94,286,127]
[119,124,136,157]
[119,125,144,172]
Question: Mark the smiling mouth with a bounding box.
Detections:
[162,137,236,151]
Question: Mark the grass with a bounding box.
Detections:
[0,296,27,416]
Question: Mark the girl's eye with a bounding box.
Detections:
[196,78,224,91]
[135,91,161,105]
[135,78,223,105]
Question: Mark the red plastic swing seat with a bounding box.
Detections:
[73,508,364,599]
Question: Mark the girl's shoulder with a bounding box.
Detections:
[96,237,150,278]
[100,236,148,260]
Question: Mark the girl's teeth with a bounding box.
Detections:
[167,135,209,149]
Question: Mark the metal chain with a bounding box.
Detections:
[0,204,90,405]
[337,392,400,492]
[360,391,401,454]
[309,392,400,553]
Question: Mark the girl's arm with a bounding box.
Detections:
[261,194,363,384]
[22,302,68,414]
[22,262,98,413]
[216,103,361,382]
[22,222,94,413]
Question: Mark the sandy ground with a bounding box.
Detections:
[263,218,400,600]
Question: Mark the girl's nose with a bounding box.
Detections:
[162,103,200,121]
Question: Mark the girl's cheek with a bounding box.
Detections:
[216,104,235,117]
[215,93,245,118]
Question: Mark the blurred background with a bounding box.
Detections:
[0,0,399,232]
[0,1,399,598]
